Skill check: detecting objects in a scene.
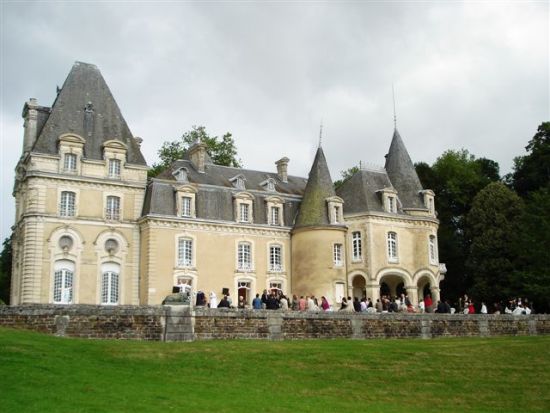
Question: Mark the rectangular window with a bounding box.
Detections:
[181,196,192,217]
[333,243,343,266]
[108,159,121,178]
[387,232,398,262]
[239,203,250,223]
[238,242,252,270]
[101,271,119,305]
[270,206,280,226]
[352,231,362,261]
[269,245,282,271]
[64,153,77,172]
[429,235,437,264]
[105,196,120,220]
[53,269,73,304]
[59,191,76,217]
[334,206,340,223]
[178,238,193,267]
[388,196,396,213]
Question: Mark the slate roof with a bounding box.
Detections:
[143,159,306,225]
[384,129,424,208]
[294,147,336,228]
[336,169,393,214]
[31,62,146,165]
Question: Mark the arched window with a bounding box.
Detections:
[101,262,120,305]
[53,260,75,304]
[387,232,398,262]
[237,242,252,270]
[59,191,76,217]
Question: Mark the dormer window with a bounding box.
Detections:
[108,159,121,179]
[378,188,399,214]
[174,184,197,219]
[265,196,284,226]
[181,196,192,217]
[64,153,77,173]
[326,196,344,225]
[421,190,436,216]
[173,167,189,183]
[234,192,254,224]
[387,196,396,213]
[230,174,246,190]
[261,177,277,192]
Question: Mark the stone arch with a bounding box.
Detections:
[414,269,439,303]
[375,268,413,302]
[348,271,367,300]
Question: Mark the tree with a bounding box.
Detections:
[415,150,501,302]
[465,182,524,305]
[512,188,550,312]
[0,237,12,304]
[149,126,242,177]
[334,166,360,189]
[509,122,550,197]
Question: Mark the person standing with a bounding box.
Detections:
[252,294,262,310]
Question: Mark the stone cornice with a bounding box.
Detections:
[18,173,147,190]
[344,211,438,226]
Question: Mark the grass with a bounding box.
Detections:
[1,328,549,412]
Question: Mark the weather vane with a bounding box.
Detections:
[392,83,397,129]
[319,120,323,147]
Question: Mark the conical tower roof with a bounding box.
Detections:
[294,146,336,228]
[32,61,146,165]
[384,129,424,208]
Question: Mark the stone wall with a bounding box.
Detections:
[1,305,549,341]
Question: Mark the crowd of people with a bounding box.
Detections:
[175,281,535,314]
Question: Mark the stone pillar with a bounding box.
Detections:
[430,286,441,303]
[20,218,44,304]
[406,285,418,307]
[366,282,379,303]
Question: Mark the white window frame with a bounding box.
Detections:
[270,206,280,226]
[181,196,192,217]
[269,244,283,272]
[351,231,362,261]
[388,196,396,213]
[333,243,343,267]
[101,271,119,305]
[239,203,250,223]
[53,260,75,304]
[108,158,121,179]
[105,195,121,221]
[63,153,77,173]
[237,242,252,271]
[387,231,398,262]
[177,237,194,267]
[59,191,76,217]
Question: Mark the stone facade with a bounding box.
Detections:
[10,62,444,308]
[1,306,549,341]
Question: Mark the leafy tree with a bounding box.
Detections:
[509,122,550,197]
[465,182,524,305]
[512,188,550,312]
[415,150,501,302]
[334,166,360,189]
[0,237,12,304]
[149,126,242,177]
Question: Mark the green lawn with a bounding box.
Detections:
[1,328,549,413]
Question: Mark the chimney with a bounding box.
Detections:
[276,157,289,183]
[22,98,39,154]
[188,142,208,173]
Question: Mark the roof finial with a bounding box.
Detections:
[319,119,323,148]
[392,83,397,129]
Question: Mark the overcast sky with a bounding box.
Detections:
[1,1,548,241]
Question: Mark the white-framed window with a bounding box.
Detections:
[239,203,250,223]
[270,206,280,226]
[428,197,434,215]
[429,235,438,264]
[105,196,121,220]
[181,196,192,217]
[269,281,282,292]
[387,232,398,262]
[101,271,119,305]
[108,159,121,178]
[53,260,75,304]
[178,237,193,267]
[352,231,362,261]
[63,153,77,172]
[59,191,76,217]
[333,243,343,266]
[388,196,396,213]
[238,242,252,270]
[269,245,282,272]
[334,282,345,304]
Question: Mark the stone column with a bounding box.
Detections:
[366,282,379,303]
[406,285,418,307]
[430,286,440,303]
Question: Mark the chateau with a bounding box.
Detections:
[11,62,443,307]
